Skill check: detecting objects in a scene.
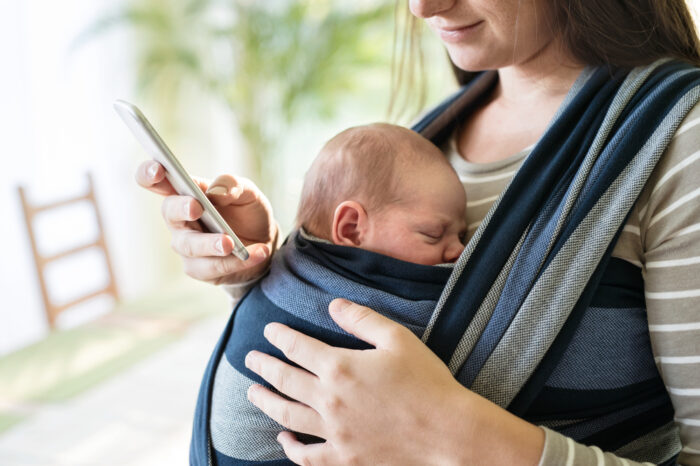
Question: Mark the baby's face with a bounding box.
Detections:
[362,162,467,265]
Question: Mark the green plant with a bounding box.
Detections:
[79,0,396,191]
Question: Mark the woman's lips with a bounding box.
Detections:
[435,21,484,43]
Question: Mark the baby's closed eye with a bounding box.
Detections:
[420,232,441,241]
[418,227,445,243]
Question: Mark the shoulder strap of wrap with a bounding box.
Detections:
[419,60,700,410]
[410,71,497,145]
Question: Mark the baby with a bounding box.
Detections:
[192,123,468,466]
[298,122,467,265]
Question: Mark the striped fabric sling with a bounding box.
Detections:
[416,60,700,463]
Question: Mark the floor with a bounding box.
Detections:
[0,313,228,465]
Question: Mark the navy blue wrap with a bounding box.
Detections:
[192,232,452,465]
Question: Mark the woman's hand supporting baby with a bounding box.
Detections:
[244,298,544,466]
[135,160,277,285]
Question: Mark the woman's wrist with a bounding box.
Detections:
[429,384,478,466]
[437,387,544,466]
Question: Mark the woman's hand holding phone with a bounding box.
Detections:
[135,160,277,285]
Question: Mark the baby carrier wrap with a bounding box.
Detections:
[197,231,452,465]
[191,60,700,465]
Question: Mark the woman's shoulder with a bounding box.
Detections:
[613,99,700,264]
[666,97,700,153]
[633,99,700,246]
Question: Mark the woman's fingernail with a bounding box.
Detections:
[244,352,255,369]
[247,385,257,402]
[215,238,224,254]
[183,202,191,220]
[331,299,351,313]
[206,186,227,195]
[148,163,159,180]
[256,246,269,261]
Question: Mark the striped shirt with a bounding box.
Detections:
[448,102,700,466]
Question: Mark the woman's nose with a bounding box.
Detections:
[409,0,455,19]
[443,239,465,263]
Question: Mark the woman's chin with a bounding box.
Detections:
[445,49,504,73]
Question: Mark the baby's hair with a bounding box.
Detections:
[296,123,448,239]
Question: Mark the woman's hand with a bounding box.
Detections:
[244,299,545,465]
[135,160,277,285]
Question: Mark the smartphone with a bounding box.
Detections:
[114,99,249,261]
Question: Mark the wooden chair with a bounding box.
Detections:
[17,173,119,328]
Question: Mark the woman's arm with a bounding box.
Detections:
[135,161,277,285]
[634,102,700,465]
[245,298,544,466]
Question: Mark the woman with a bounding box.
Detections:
[136,0,700,464]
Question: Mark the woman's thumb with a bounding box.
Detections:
[329,298,406,349]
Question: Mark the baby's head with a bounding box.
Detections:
[297,123,467,265]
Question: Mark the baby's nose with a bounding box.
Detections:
[443,239,465,263]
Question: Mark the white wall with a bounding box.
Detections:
[0,0,248,355]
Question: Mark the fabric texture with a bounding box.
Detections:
[205,231,453,464]
[418,60,700,465]
[194,60,700,466]
[449,98,700,465]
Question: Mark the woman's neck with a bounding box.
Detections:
[455,42,586,165]
[494,41,586,109]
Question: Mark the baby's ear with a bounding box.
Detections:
[331,201,367,247]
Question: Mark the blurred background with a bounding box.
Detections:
[0,0,455,464]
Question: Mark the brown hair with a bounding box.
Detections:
[296,123,447,239]
[388,6,427,121]
[550,0,700,70]
[393,0,700,92]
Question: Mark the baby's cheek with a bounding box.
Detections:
[414,245,445,266]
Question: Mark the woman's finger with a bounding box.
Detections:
[191,176,210,193]
[205,173,240,196]
[263,323,336,376]
[134,161,176,196]
[277,431,333,466]
[161,195,204,229]
[247,384,325,439]
[205,174,261,207]
[245,351,319,404]
[171,230,233,258]
[180,244,270,283]
[328,298,412,350]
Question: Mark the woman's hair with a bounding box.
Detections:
[549,0,700,71]
[392,0,700,94]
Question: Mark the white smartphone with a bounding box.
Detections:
[114,99,249,261]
